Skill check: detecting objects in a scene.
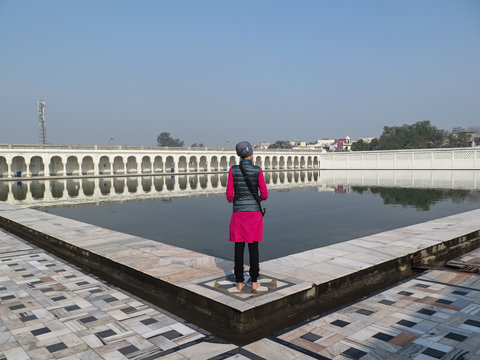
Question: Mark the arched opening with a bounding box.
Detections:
[0,157,8,177]
[113,156,125,174]
[264,157,271,170]
[300,157,306,169]
[12,156,27,177]
[279,156,285,169]
[166,176,175,191]
[114,178,125,193]
[179,176,187,190]
[287,172,293,183]
[66,156,80,175]
[300,172,305,182]
[82,179,95,196]
[142,177,152,192]
[220,156,228,171]
[189,175,198,190]
[228,156,236,168]
[153,156,163,173]
[294,156,299,169]
[127,177,138,192]
[99,178,111,195]
[0,183,8,201]
[30,181,45,199]
[211,174,219,188]
[307,172,312,181]
[255,156,262,167]
[29,156,45,176]
[264,172,271,184]
[12,182,28,200]
[199,174,208,188]
[49,156,63,176]
[220,173,227,187]
[307,156,312,169]
[313,157,319,168]
[188,156,198,172]
[272,172,278,184]
[210,157,219,171]
[141,156,152,173]
[272,157,278,169]
[126,156,138,173]
[178,156,187,172]
[66,179,80,197]
[81,157,94,175]
[154,177,164,191]
[50,180,64,198]
[279,172,285,183]
[199,156,208,171]
[165,156,175,172]
[99,156,111,175]
[287,157,293,169]
[294,172,299,182]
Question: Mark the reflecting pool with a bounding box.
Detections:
[1,170,479,261]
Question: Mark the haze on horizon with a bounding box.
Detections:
[0,0,479,147]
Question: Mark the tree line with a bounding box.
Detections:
[352,121,474,151]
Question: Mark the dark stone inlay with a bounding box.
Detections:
[55,269,66,273]
[32,327,51,336]
[121,306,137,314]
[22,274,34,278]
[89,288,102,294]
[0,286,6,291]
[64,275,76,279]
[331,319,349,328]
[95,329,116,338]
[40,287,54,293]
[103,296,117,303]
[52,296,66,302]
[356,309,374,316]
[342,347,367,359]
[161,329,183,340]
[372,332,394,342]
[415,283,430,288]
[7,262,18,266]
[436,299,453,305]
[9,304,26,310]
[14,268,26,272]
[452,290,468,296]
[141,318,158,326]
[397,319,416,328]
[118,345,139,355]
[208,348,267,360]
[379,299,395,306]
[76,281,89,286]
[20,314,37,322]
[46,342,67,353]
[398,291,413,296]
[28,280,42,286]
[418,308,436,316]
[422,347,446,359]
[464,319,480,328]
[45,263,55,267]
[79,316,97,324]
[300,332,321,342]
[1,295,15,300]
[445,332,468,342]
[65,305,80,312]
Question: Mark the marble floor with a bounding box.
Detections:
[1,225,480,359]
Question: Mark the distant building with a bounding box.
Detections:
[334,136,353,151]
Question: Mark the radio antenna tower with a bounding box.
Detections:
[37,100,47,144]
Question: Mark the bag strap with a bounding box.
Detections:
[239,164,266,217]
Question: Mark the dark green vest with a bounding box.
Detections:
[231,160,261,212]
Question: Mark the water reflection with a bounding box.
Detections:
[1,170,480,209]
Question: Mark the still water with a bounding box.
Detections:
[2,171,480,261]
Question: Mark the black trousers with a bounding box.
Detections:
[234,241,259,283]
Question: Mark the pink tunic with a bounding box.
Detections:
[226,168,268,243]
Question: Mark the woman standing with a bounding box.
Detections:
[226,141,268,291]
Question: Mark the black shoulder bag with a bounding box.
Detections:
[239,164,266,217]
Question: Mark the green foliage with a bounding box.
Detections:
[268,140,293,149]
[445,132,470,148]
[377,121,444,150]
[157,132,184,147]
[352,138,379,151]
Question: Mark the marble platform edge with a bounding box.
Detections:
[1,202,480,343]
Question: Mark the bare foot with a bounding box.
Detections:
[252,282,260,291]
[236,282,244,291]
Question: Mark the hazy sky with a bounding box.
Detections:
[1,1,479,147]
